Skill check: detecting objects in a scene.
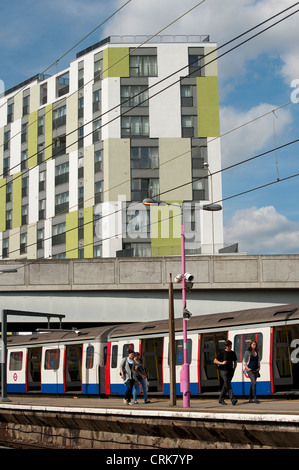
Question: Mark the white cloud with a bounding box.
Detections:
[219,103,293,166]
[224,205,299,254]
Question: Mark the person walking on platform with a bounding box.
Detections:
[243,340,261,404]
[133,352,151,404]
[214,339,238,405]
[120,349,138,405]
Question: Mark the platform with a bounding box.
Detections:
[0,395,298,449]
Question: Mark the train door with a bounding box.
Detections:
[64,344,82,392]
[27,347,42,391]
[141,338,163,392]
[273,325,299,391]
[200,332,227,392]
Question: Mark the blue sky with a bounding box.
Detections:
[1,0,299,254]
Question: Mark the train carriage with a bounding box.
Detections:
[3,303,299,396]
[6,326,114,394]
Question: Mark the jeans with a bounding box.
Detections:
[219,370,235,402]
[124,379,136,402]
[133,377,148,402]
[248,370,258,399]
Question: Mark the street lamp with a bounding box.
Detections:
[143,197,222,407]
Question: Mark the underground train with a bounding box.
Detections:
[3,303,299,396]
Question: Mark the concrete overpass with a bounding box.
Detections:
[1,255,299,329]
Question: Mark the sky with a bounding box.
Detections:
[1,0,299,254]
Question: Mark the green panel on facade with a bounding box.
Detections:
[0,178,6,232]
[84,206,94,258]
[45,104,53,161]
[66,211,79,258]
[103,47,130,78]
[197,76,220,137]
[12,173,22,229]
[150,203,181,257]
[28,111,38,168]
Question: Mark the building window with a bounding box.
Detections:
[131,147,158,169]
[52,223,66,246]
[131,178,159,201]
[53,105,66,128]
[93,121,100,142]
[191,145,207,169]
[55,162,69,185]
[7,103,14,123]
[6,183,12,203]
[20,232,27,253]
[129,55,157,77]
[23,95,29,116]
[189,54,204,77]
[55,192,69,215]
[95,150,102,173]
[121,116,149,137]
[21,205,28,226]
[40,82,47,105]
[181,85,193,107]
[94,58,102,82]
[2,238,8,258]
[21,124,27,143]
[121,85,149,107]
[93,90,100,112]
[37,228,44,250]
[182,116,194,138]
[78,67,84,88]
[6,210,12,230]
[192,178,205,200]
[56,72,69,97]
[22,177,28,198]
[39,171,46,191]
[4,131,10,150]
[53,135,66,157]
[38,116,45,136]
[3,157,9,177]
[78,96,84,118]
[95,181,102,204]
[39,199,46,220]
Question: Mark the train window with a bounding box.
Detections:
[86,346,94,369]
[123,344,134,358]
[44,349,60,370]
[175,339,192,365]
[234,333,263,362]
[9,351,23,371]
[111,345,118,368]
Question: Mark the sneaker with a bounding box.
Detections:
[219,400,227,405]
[232,398,238,405]
[144,400,151,403]
[133,401,138,404]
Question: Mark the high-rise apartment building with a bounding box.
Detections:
[0,35,224,260]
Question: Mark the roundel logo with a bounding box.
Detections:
[13,373,18,382]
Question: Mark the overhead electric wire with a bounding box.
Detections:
[4,132,299,261]
[1,0,298,173]
[0,0,133,111]
[0,0,206,157]
[2,3,299,258]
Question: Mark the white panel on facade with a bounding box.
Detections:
[46,159,55,219]
[149,44,188,138]
[69,150,78,212]
[0,98,7,127]
[28,166,39,224]
[101,77,120,140]
[101,200,123,257]
[44,218,52,259]
[83,81,93,147]
[10,119,21,174]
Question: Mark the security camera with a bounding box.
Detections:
[184,273,194,282]
[174,273,183,283]
[183,308,192,320]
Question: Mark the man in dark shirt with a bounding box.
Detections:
[214,340,238,405]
